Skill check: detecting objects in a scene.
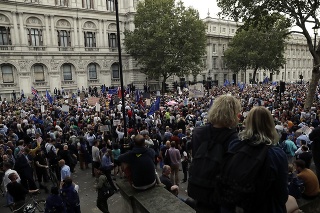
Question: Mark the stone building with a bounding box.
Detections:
[202,16,314,85]
[0,0,150,99]
[0,1,315,99]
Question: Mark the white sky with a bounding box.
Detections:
[180,0,316,35]
[181,0,220,19]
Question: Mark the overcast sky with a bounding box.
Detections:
[181,0,220,18]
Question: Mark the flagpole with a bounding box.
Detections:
[115,0,127,137]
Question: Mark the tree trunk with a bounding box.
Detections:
[305,69,320,109]
[305,52,320,109]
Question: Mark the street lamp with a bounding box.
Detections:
[115,0,127,137]
[313,24,319,51]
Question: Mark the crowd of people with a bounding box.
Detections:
[0,82,320,213]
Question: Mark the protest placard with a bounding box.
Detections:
[88,97,99,106]
[189,83,204,98]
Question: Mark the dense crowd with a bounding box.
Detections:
[0,82,320,213]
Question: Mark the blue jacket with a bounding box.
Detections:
[226,140,288,213]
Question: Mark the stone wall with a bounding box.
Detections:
[117,180,196,213]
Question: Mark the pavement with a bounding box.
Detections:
[0,165,189,213]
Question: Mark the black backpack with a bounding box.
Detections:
[188,125,237,207]
[214,140,271,212]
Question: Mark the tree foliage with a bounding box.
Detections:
[217,0,320,108]
[124,0,207,86]
[224,14,289,82]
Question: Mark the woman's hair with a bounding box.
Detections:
[239,106,279,145]
[207,95,241,128]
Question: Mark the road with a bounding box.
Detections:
[0,166,189,213]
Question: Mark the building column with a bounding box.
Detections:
[78,18,83,47]
[73,17,78,47]
[128,0,134,12]
[99,19,103,47]
[50,15,55,46]
[18,12,25,45]
[103,20,107,48]
[11,12,19,46]
[44,15,51,46]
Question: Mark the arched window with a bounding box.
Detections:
[34,64,44,81]
[1,64,14,83]
[88,63,97,79]
[111,63,119,79]
[62,64,72,80]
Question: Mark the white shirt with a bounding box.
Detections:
[3,169,21,192]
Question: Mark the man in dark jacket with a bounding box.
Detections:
[118,134,156,190]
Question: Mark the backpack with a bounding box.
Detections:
[46,144,57,162]
[280,140,290,155]
[288,173,305,199]
[214,140,271,211]
[187,125,237,207]
[60,186,80,207]
[164,149,171,166]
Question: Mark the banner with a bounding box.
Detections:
[189,83,204,98]
[88,97,99,106]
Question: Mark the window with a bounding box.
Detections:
[222,44,226,52]
[55,0,68,6]
[212,57,217,68]
[221,28,226,33]
[88,64,97,79]
[231,29,235,33]
[84,32,96,47]
[212,26,216,32]
[58,30,71,47]
[112,63,119,79]
[224,74,227,81]
[63,64,72,80]
[108,33,117,48]
[27,28,43,46]
[107,0,115,11]
[214,74,218,80]
[83,0,94,9]
[0,27,11,45]
[288,72,290,79]
[34,64,44,81]
[1,65,14,83]
[212,44,216,53]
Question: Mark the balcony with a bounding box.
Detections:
[62,80,75,85]
[33,81,48,87]
[28,46,46,51]
[109,48,118,52]
[0,45,14,50]
[1,83,16,88]
[59,47,74,51]
[88,79,99,84]
[85,47,99,51]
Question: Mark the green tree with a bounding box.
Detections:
[124,0,207,92]
[217,0,320,109]
[225,14,288,83]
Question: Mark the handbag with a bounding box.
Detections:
[164,149,171,165]
[98,181,115,198]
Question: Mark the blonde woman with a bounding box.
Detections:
[188,95,241,213]
[224,106,288,213]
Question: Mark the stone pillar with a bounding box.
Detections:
[78,18,83,47]
[11,12,19,46]
[50,15,55,46]
[73,17,78,47]
[44,15,51,46]
[18,12,25,45]
[99,19,103,47]
[103,20,107,48]
[128,0,134,12]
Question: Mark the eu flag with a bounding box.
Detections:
[46,90,53,104]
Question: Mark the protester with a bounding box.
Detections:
[222,106,288,213]
[118,134,156,190]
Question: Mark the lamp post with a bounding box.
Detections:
[313,24,318,51]
[115,0,127,137]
